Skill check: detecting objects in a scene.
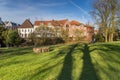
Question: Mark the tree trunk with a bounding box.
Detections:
[105,29,108,42]
[105,35,108,42]
[110,5,116,42]
[110,33,114,42]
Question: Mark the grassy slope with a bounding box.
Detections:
[0,42,120,80]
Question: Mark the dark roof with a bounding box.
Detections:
[4,21,18,26]
[19,19,33,28]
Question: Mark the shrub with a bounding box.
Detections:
[94,33,105,42]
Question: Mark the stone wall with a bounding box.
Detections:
[33,47,49,53]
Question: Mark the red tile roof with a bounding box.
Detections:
[34,19,68,27]
[19,19,33,28]
[58,19,68,25]
[84,25,93,28]
[70,20,81,26]
[34,21,41,26]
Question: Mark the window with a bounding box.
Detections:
[66,24,69,28]
[21,34,23,37]
[66,24,69,31]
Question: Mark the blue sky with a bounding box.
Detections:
[0,0,94,24]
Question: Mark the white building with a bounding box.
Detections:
[18,19,34,38]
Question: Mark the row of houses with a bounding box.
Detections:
[0,17,95,41]
[0,17,19,30]
[18,19,94,41]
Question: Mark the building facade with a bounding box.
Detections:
[34,19,94,41]
[18,19,34,38]
[17,19,94,41]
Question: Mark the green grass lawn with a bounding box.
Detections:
[0,42,120,80]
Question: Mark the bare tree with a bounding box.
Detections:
[29,25,65,46]
[91,0,120,42]
[73,29,84,41]
[60,27,69,42]
[29,25,55,46]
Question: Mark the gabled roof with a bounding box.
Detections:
[4,21,18,27]
[70,20,81,26]
[19,19,33,28]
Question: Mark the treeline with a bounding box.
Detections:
[0,25,22,47]
[0,25,84,47]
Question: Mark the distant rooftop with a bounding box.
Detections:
[19,19,33,28]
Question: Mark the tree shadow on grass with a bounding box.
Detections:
[57,44,78,80]
[27,61,62,80]
[22,44,77,80]
[0,47,33,60]
[90,44,120,64]
[89,43,120,79]
[79,44,99,80]
[0,59,31,68]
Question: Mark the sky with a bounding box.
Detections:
[0,0,94,24]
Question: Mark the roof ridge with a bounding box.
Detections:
[19,19,33,28]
